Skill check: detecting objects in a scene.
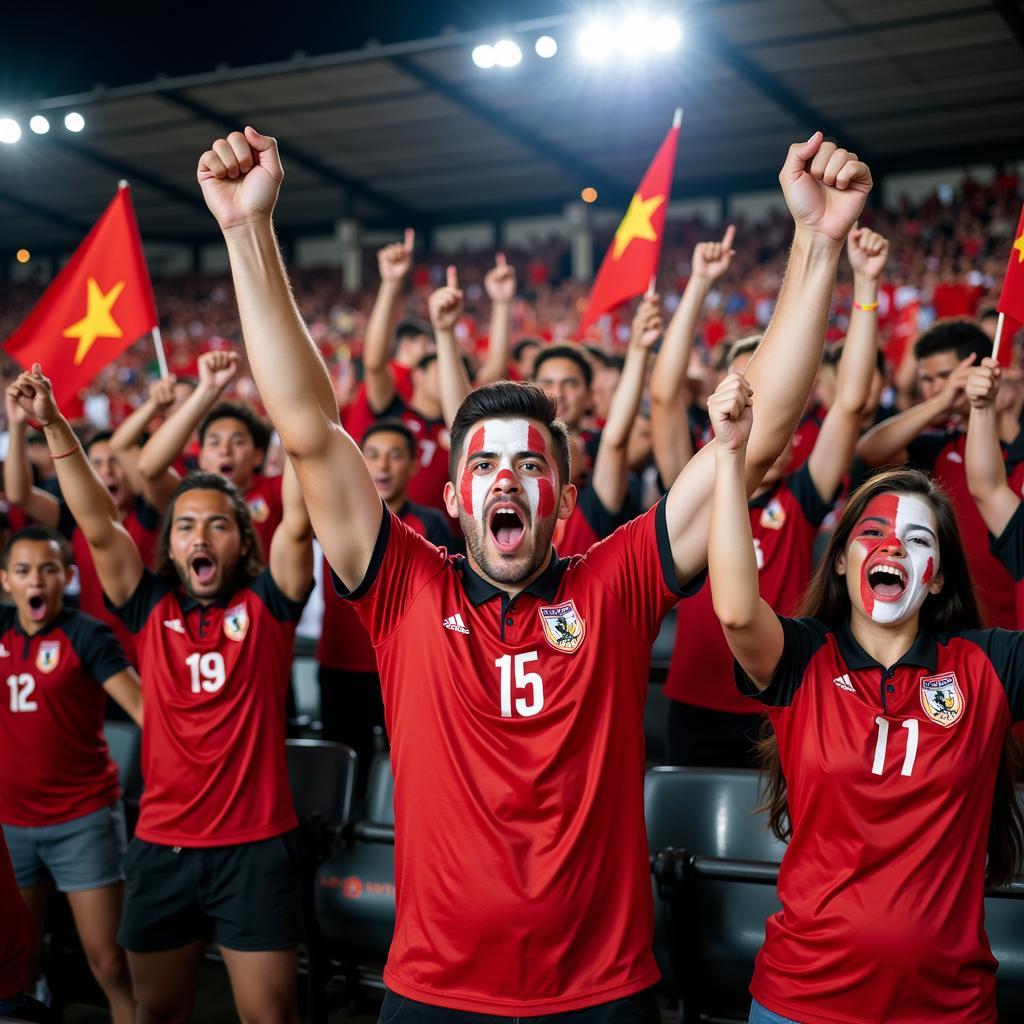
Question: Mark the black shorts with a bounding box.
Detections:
[118,831,304,953]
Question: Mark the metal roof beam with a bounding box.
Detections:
[0,189,90,236]
[992,0,1024,54]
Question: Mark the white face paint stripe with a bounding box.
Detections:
[468,419,541,522]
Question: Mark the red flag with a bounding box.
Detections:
[578,112,681,335]
[4,186,158,411]
[995,204,1024,365]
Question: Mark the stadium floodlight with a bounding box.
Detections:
[0,118,22,144]
[472,44,497,69]
[493,39,522,67]
[579,20,615,61]
[535,35,558,59]
[618,13,655,56]
[652,15,683,52]
[64,111,85,132]
[29,115,50,134]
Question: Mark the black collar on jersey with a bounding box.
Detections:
[9,606,72,639]
[835,617,938,673]
[456,550,569,607]
[178,589,237,614]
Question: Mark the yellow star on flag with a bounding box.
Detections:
[1013,231,1024,264]
[62,277,126,364]
[612,191,665,260]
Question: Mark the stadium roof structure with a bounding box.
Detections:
[2,0,1024,250]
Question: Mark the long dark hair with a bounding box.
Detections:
[757,467,1024,886]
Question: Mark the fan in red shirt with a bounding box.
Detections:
[135,349,283,560]
[10,366,314,1024]
[0,831,43,1022]
[858,319,1017,627]
[708,399,1024,1023]
[317,419,454,793]
[0,524,141,1024]
[202,124,872,1018]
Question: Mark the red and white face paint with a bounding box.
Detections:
[848,492,939,625]
[458,419,557,555]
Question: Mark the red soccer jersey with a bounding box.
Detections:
[111,568,305,846]
[908,428,1016,627]
[0,609,129,827]
[552,485,623,558]
[666,464,832,713]
[59,496,160,667]
[339,499,698,1014]
[739,616,1023,1024]
[243,474,284,563]
[0,832,31,998]
[789,401,825,471]
[317,502,454,673]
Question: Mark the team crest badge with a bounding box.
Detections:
[223,603,249,642]
[760,499,786,531]
[36,640,60,674]
[538,600,586,654]
[920,671,964,727]
[247,496,270,523]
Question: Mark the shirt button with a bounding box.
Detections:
[887,685,895,693]
[506,617,514,625]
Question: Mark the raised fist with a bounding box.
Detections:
[692,225,736,282]
[847,226,889,281]
[8,365,59,428]
[197,127,283,232]
[484,253,517,304]
[708,372,754,452]
[148,375,179,411]
[428,266,464,332]
[966,357,1001,410]
[780,132,872,244]
[198,350,240,392]
[630,292,664,350]
[378,228,415,283]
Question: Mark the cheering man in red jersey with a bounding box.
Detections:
[8,366,314,1024]
[198,124,870,1020]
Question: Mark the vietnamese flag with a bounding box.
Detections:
[578,109,682,335]
[995,204,1024,365]
[4,185,158,411]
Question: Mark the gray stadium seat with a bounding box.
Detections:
[103,721,142,833]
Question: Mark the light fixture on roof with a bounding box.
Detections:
[535,35,558,59]
[579,20,615,61]
[0,118,22,144]
[652,15,683,52]
[64,111,85,133]
[472,44,497,69]
[493,39,523,67]
[29,115,50,134]
[16,249,30,264]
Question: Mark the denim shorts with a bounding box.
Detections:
[749,999,801,1024]
[3,802,127,892]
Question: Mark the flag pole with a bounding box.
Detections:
[992,312,1006,363]
[673,107,683,129]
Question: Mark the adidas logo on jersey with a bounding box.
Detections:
[833,673,856,692]
[946,451,963,463]
[163,618,186,634]
[442,613,470,635]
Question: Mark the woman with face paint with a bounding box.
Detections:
[707,382,1024,1024]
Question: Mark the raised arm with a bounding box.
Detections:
[197,127,382,591]
[707,373,784,689]
[9,368,143,606]
[363,230,414,413]
[966,358,1020,538]
[650,226,735,484]
[103,668,143,728]
[807,226,888,499]
[268,457,314,603]
[430,266,472,429]
[590,293,661,513]
[112,375,180,499]
[666,133,872,583]
[3,387,61,528]
[477,253,516,386]
[855,352,975,467]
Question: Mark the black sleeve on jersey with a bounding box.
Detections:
[989,500,1024,583]
[786,461,836,527]
[578,484,625,541]
[367,390,405,419]
[655,496,708,599]
[332,501,392,601]
[961,628,1024,723]
[133,495,162,532]
[251,567,310,622]
[56,500,76,540]
[105,568,175,634]
[906,431,953,472]
[415,505,457,552]
[735,614,830,708]
[63,612,132,685]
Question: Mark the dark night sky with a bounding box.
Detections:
[0,1,570,101]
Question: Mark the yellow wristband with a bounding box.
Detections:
[853,301,879,312]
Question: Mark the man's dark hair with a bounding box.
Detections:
[396,318,433,346]
[913,318,990,363]
[197,401,272,453]
[84,430,114,456]
[416,352,473,377]
[822,343,886,374]
[727,333,764,367]
[532,343,593,389]
[448,381,571,487]
[978,307,1000,323]
[361,419,417,460]
[512,338,542,362]
[2,525,73,569]
[153,472,263,589]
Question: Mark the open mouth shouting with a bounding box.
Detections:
[488,501,527,554]
[219,461,236,480]
[26,593,48,622]
[189,553,218,587]
[865,559,907,601]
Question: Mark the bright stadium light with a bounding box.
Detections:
[0,118,22,144]
[579,20,615,61]
[535,35,558,59]
[64,111,85,132]
[652,15,683,52]
[472,44,497,69]
[618,13,655,56]
[29,115,50,134]
[493,39,522,67]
